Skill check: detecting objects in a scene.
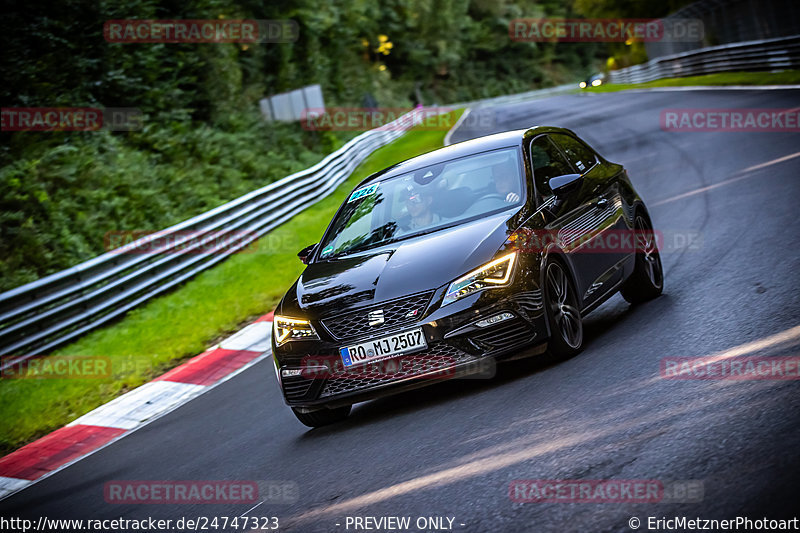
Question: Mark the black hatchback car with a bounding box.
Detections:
[272,127,663,427]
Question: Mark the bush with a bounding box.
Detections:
[0,114,352,292]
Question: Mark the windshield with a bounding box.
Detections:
[318,147,523,259]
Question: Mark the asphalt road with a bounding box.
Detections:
[3,88,800,532]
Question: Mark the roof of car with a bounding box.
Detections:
[359,128,529,186]
[355,125,582,188]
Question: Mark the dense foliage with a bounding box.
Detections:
[1,0,606,291]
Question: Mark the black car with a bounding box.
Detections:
[272,127,663,427]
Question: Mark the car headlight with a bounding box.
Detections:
[273,316,319,345]
[591,78,602,87]
[442,251,517,307]
[579,81,587,88]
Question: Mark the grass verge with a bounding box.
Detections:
[0,111,462,455]
[583,70,800,93]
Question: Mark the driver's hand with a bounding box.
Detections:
[505,192,520,203]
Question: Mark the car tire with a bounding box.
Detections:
[291,405,351,428]
[620,213,664,304]
[543,259,584,360]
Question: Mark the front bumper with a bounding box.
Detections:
[289,341,548,411]
[274,289,549,408]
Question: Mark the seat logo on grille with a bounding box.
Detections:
[367,309,385,326]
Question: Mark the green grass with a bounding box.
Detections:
[0,112,462,454]
[582,70,800,93]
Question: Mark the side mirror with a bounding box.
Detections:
[548,173,583,196]
[298,243,318,265]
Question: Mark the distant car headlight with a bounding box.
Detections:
[273,316,319,345]
[591,78,602,87]
[579,81,587,88]
[442,251,517,307]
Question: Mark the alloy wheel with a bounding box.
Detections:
[546,262,583,349]
[635,215,663,289]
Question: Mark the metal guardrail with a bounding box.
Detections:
[0,112,427,367]
[644,0,800,59]
[609,35,800,84]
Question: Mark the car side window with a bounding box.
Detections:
[549,133,597,174]
[529,135,573,197]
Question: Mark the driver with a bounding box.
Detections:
[491,160,521,203]
[402,184,440,231]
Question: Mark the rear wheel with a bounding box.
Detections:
[291,405,351,428]
[620,214,663,304]
[544,259,584,360]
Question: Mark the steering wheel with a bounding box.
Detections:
[463,194,508,216]
[480,193,505,202]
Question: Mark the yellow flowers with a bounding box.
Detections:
[377,39,393,55]
[363,35,393,73]
[363,34,394,55]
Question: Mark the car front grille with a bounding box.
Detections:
[281,374,315,401]
[320,291,434,341]
[319,342,476,398]
[470,318,536,351]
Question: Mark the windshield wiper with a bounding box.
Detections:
[329,240,389,259]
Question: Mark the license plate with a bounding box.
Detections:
[340,328,427,367]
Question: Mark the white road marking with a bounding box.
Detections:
[653,151,800,206]
[240,500,265,516]
[221,321,272,352]
[704,324,800,363]
[69,381,206,430]
[0,477,31,499]
[740,151,800,173]
[618,85,800,92]
[443,108,472,146]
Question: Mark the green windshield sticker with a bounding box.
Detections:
[348,182,379,203]
[320,245,334,257]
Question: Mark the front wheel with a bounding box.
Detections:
[291,405,351,428]
[543,259,584,360]
[620,214,664,304]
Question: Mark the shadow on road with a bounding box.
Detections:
[295,294,669,440]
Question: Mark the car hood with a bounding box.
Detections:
[281,211,518,318]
